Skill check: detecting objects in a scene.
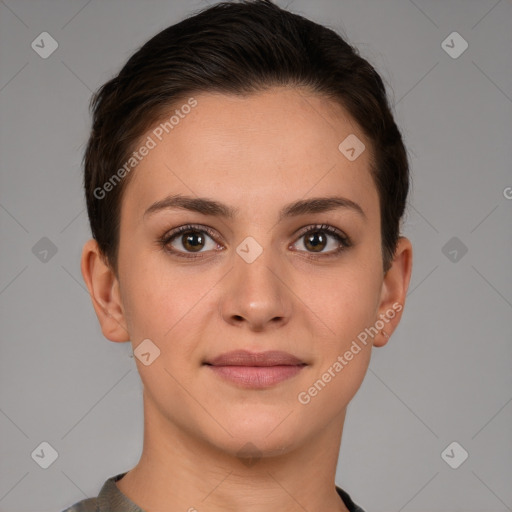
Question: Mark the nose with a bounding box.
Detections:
[218,244,292,332]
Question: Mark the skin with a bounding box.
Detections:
[81,87,412,512]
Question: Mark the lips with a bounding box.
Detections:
[205,350,305,367]
[204,350,307,388]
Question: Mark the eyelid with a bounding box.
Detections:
[292,223,350,243]
[162,223,220,243]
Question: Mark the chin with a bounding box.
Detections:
[212,433,300,464]
[205,409,306,459]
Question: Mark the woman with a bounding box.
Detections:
[65,1,412,510]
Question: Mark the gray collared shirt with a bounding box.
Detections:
[62,472,366,512]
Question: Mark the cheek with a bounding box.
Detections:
[295,274,378,414]
[298,349,371,419]
[118,254,214,349]
[298,263,381,339]
[117,247,165,338]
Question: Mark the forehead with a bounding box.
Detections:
[122,87,379,222]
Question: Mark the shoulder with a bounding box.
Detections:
[61,497,98,512]
[61,471,130,512]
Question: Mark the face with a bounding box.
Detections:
[101,87,407,459]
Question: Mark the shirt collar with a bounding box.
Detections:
[97,472,143,512]
[97,472,365,512]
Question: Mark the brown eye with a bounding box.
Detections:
[181,231,206,252]
[304,231,327,252]
[292,224,351,257]
[161,225,220,257]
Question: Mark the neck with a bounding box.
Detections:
[116,395,350,512]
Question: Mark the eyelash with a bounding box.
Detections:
[158,223,352,260]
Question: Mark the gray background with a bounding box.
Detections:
[0,1,511,511]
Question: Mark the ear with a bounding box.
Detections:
[373,236,413,347]
[80,238,130,342]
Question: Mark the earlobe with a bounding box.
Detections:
[374,236,413,347]
[80,239,130,342]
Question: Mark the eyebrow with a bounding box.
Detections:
[143,194,366,221]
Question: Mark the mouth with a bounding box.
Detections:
[203,350,307,389]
